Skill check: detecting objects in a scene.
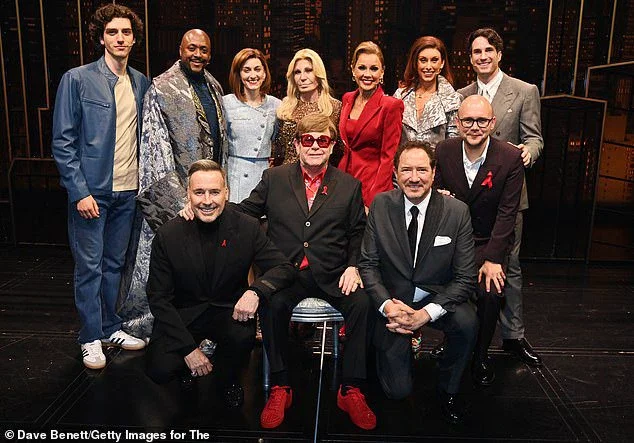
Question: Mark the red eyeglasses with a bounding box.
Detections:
[298,134,333,148]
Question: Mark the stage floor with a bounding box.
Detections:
[0,245,632,442]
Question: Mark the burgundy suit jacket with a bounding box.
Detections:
[337,86,404,207]
[434,137,524,264]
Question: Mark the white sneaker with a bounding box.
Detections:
[81,340,106,369]
[101,330,146,351]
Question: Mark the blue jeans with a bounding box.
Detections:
[68,191,137,344]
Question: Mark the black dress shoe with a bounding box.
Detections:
[472,358,495,386]
[429,340,446,360]
[223,383,244,408]
[437,390,464,425]
[503,338,543,367]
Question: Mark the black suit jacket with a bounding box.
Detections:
[359,190,476,313]
[147,207,295,355]
[237,163,366,297]
[434,136,524,264]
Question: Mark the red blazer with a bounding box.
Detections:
[337,86,404,207]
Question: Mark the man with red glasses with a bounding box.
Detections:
[239,113,376,430]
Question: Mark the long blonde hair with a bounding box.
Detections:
[277,48,335,120]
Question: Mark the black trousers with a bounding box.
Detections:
[259,268,373,383]
[146,305,255,385]
[375,301,478,398]
[473,243,509,361]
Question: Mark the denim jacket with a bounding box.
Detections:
[52,56,149,202]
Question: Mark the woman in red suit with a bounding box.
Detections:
[338,41,404,211]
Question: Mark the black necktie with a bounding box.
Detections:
[408,206,419,262]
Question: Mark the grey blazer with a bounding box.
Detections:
[458,73,543,210]
[359,189,476,313]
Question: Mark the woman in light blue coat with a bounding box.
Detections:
[223,48,281,202]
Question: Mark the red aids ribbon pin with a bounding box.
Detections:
[221,239,227,247]
[481,171,493,189]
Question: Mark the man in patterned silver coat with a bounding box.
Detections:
[119,29,228,338]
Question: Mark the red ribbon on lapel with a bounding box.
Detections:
[481,171,493,189]
[221,239,227,247]
[321,185,328,195]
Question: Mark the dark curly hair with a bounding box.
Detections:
[88,3,144,50]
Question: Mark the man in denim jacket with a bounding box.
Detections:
[51,4,150,369]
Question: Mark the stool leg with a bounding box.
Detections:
[263,346,270,392]
[332,321,340,359]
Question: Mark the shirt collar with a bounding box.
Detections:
[404,189,432,218]
[462,137,490,167]
[477,68,503,92]
[301,164,327,183]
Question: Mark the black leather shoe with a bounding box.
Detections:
[472,358,495,386]
[437,390,464,425]
[223,383,244,408]
[429,341,445,360]
[503,338,543,367]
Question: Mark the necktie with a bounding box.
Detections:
[408,206,419,263]
[481,87,492,103]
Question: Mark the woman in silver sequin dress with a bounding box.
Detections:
[395,36,462,150]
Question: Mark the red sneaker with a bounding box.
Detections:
[337,386,376,430]
[260,385,293,429]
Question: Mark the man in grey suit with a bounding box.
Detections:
[359,141,478,424]
[457,28,543,366]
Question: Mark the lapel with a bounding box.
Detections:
[414,191,443,268]
[398,88,418,131]
[289,163,310,217]
[468,140,502,204]
[211,211,234,291]
[349,87,384,147]
[388,191,412,269]
[308,166,337,218]
[340,93,353,149]
[183,221,207,291]
[491,74,516,130]
[444,141,471,200]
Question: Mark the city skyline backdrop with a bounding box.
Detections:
[0,0,632,260]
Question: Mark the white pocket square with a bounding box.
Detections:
[433,236,452,246]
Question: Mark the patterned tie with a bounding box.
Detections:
[408,206,419,263]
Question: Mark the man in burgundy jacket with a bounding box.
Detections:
[434,95,524,386]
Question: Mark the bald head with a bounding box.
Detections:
[179,29,211,75]
[460,95,493,117]
[456,95,496,151]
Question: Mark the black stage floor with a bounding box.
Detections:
[0,245,632,442]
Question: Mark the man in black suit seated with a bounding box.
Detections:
[238,113,376,430]
[434,95,525,386]
[145,160,295,408]
[359,141,478,424]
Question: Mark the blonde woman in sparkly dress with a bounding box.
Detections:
[272,48,343,166]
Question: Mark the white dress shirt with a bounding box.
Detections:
[477,68,504,103]
[462,138,490,188]
[379,191,447,322]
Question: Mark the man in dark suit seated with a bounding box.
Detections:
[434,95,525,386]
[359,141,478,424]
[238,114,376,430]
[145,160,295,408]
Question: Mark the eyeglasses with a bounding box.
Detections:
[458,117,493,128]
[298,134,332,148]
